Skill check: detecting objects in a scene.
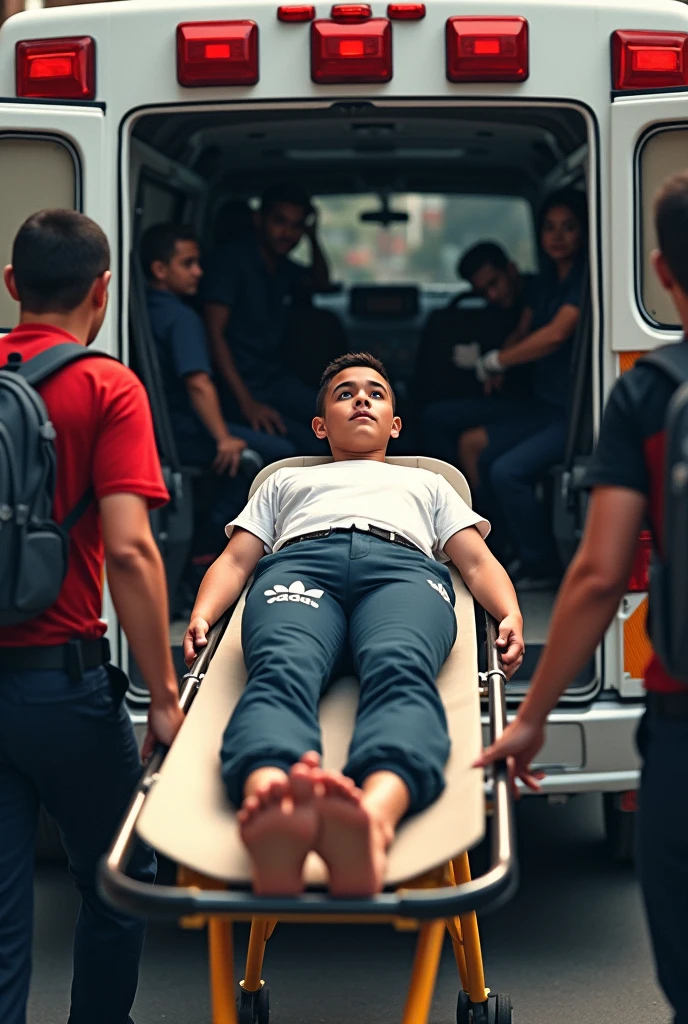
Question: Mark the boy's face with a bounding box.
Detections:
[151,240,202,297]
[470,261,520,310]
[260,202,308,258]
[313,367,401,453]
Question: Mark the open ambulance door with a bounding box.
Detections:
[608,93,688,697]
[0,102,107,337]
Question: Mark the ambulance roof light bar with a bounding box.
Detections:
[177,21,259,87]
[16,37,95,100]
[311,17,392,83]
[612,30,688,90]
[331,4,372,21]
[388,4,426,20]
[446,17,529,83]
[277,5,315,22]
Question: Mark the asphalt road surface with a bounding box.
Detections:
[28,794,670,1024]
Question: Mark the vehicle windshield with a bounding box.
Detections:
[291,192,538,286]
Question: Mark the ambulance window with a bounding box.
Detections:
[639,128,688,329]
[0,136,77,331]
[289,193,537,286]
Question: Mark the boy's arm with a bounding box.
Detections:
[444,527,525,678]
[475,486,647,785]
[183,528,265,665]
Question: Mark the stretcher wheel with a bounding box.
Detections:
[237,983,270,1024]
[457,992,513,1023]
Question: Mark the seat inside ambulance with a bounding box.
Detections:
[128,102,595,699]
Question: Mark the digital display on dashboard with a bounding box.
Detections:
[349,286,420,319]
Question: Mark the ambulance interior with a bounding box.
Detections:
[127,103,594,702]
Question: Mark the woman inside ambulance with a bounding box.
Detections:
[434,190,588,590]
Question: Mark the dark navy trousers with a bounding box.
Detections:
[636,710,688,1024]
[221,532,457,814]
[0,665,155,1024]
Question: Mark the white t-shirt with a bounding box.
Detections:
[227,461,489,562]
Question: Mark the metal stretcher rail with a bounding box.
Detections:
[99,613,517,921]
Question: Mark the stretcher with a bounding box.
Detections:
[100,456,518,1024]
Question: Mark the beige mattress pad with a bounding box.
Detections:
[136,458,485,888]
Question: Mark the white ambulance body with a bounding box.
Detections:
[1,0,687,840]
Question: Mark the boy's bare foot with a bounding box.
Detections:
[238,763,319,895]
[313,772,393,897]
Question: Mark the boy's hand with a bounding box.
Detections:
[495,614,525,678]
[184,616,210,667]
[473,716,545,796]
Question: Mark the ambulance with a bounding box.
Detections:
[1,0,686,857]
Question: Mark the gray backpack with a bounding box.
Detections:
[0,343,114,626]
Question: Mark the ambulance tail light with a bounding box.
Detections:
[388,4,426,20]
[278,5,315,21]
[311,18,392,83]
[612,30,688,90]
[628,530,652,592]
[177,22,258,87]
[446,17,529,83]
[16,37,95,100]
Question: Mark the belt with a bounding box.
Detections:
[0,637,111,682]
[280,524,422,554]
[647,690,688,721]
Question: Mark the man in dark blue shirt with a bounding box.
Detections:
[142,224,296,554]
[203,182,331,455]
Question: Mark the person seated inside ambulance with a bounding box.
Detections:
[420,242,533,452]
[142,223,297,557]
[183,352,525,897]
[425,190,587,591]
[203,182,331,455]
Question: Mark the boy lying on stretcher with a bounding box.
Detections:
[183,352,524,897]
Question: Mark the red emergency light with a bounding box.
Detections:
[388,4,426,20]
[612,30,688,90]
[331,5,372,22]
[628,530,652,592]
[16,36,95,100]
[277,5,315,22]
[311,18,392,83]
[176,22,258,87]
[446,17,529,83]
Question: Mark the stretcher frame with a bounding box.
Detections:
[99,461,518,1024]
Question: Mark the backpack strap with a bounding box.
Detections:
[638,344,688,387]
[10,344,117,533]
[13,342,115,386]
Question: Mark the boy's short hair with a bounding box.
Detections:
[11,209,110,314]
[316,352,396,416]
[140,223,197,280]
[655,171,688,295]
[261,182,313,218]
[458,242,510,282]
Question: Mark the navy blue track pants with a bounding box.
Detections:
[0,665,155,1024]
[221,532,457,814]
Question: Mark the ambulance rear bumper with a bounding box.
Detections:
[481,699,644,794]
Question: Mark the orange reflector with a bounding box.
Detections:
[624,596,653,679]
[177,21,259,86]
[612,30,688,89]
[16,36,95,99]
[446,17,528,82]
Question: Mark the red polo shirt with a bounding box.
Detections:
[0,324,169,647]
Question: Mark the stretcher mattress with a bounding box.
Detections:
[136,457,485,887]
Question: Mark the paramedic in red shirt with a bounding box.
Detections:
[0,210,184,1024]
[477,172,688,1024]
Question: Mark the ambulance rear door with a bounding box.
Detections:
[609,87,688,696]
[0,101,108,340]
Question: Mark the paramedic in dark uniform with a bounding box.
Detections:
[476,171,688,1024]
[0,210,183,1024]
[203,182,330,455]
